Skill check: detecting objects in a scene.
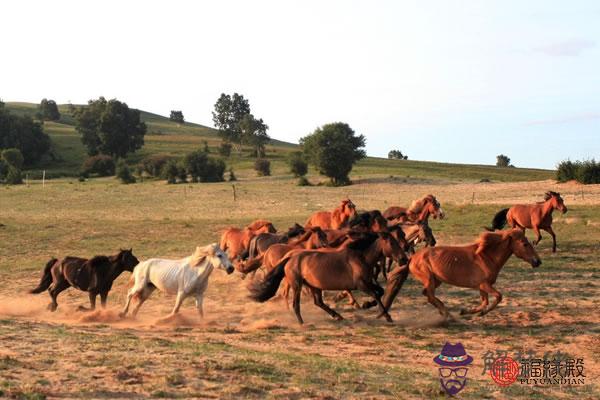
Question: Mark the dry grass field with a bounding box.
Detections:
[1,176,599,399]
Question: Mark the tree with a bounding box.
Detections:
[73,97,147,159]
[300,122,366,185]
[0,107,51,164]
[170,110,184,124]
[1,148,24,169]
[81,154,116,177]
[1,148,24,185]
[239,113,270,157]
[183,150,225,182]
[496,154,511,167]
[211,93,250,145]
[38,99,61,121]
[288,151,308,177]
[388,149,408,160]
[254,158,271,176]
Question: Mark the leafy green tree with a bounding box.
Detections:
[300,122,366,185]
[288,151,308,177]
[183,150,225,182]
[1,148,24,185]
[74,97,147,159]
[239,114,270,157]
[211,93,250,145]
[38,99,61,121]
[0,107,51,164]
[1,148,24,169]
[170,110,184,123]
[496,154,511,167]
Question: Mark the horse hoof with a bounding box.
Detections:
[384,315,393,323]
[334,315,344,321]
[459,308,467,315]
[118,312,127,319]
[47,304,57,312]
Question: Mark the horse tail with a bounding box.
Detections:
[247,257,288,302]
[219,231,229,251]
[239,255,264,274]
[248,236,259,260]
[30,258,57,294]
[485,208,509,231]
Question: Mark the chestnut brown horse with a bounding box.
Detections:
[379,229,541,319]
[486,191,567,252]
[305,199,357,230]
[239,227,328,275]
[247,223,305,259]
[30,249,139,311]
[220,219,276,262]
[383,195,444,223]
[247,234,393,324]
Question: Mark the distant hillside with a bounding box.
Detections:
[3,101,554,182]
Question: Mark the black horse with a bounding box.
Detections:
[30,249,139,311]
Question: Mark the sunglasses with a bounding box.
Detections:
[439,368,468,378]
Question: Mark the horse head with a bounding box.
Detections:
[507,229,542,268]
[286,223,305,238]
[198,244,234,274]
[427,195,445,219]
[118,248,139,272]
[545,191,567,214]
[309,227,329,248]
[341,198,357,218]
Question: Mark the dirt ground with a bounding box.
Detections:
[0,178,598,399]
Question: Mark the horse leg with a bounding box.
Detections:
[345,290,362,309]
[479,283,502,316]
[532,226,542,246]
[460,290,489,315]
[359,279,392,322]
[543,226,557,253]
[310,288,343,321]
[47,278,70,312]
[169,291,186,316]
[131,286,155,317]
[292,284,303,325]
[100,292,108,308]
[120,288,137,317]
[423,279,449,319]
[195,294,204,318]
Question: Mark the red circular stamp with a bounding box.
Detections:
[490,356,519,386]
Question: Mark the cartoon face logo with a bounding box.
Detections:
[434,342,473,396]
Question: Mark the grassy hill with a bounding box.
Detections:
[4,102,554,182]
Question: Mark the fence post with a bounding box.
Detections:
[42,170,46,187]
[232,184,237,201]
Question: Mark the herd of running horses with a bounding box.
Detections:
[29,191,567,325]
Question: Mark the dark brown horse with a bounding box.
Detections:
[246,223,305,259]
[379,229,541,319]
[247,234,393,324]
[30,249,139,312]
[220,220,277,261]
[305,199,357,230]
[486,191,567,252]
[383,195,444,223]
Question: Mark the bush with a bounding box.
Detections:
[254,159,271,176]
[297,176,311,186]
[1,148,24,169]
[81,154,115,177]
[162,159,180,184]
[5,167,23,184]
[0,159,8,180]
[116,160,136,184]
[141,154,172,177]
[218,142,232,157]
[288,152,308,177]
[556,159,600,184]
[183,150,226,182]
[203,141,210,153]
[228,168,237,181]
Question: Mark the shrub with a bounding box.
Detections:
[183,150,226,182]
[218,142,232,157]
[1,148,24,169]
[81,154,115,177]
[203,140,210,153]
[141,154,172,177]
[288,152,308,177]
[556,159,600,184]
[116,160,136,184]
[0,159,8,180]
[254,159,271,176]
[556,160,577,182]
[162,159,180,184]
[5,167,23,184]
[228,168,237,181]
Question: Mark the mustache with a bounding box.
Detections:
[444,379,463,388]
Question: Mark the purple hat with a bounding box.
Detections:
[433,342,473,366]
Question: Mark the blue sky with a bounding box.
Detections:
[1,1,599,169]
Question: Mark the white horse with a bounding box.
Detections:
[119,243,234,318]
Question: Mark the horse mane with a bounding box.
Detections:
[408,195,436,214]
[475,231,509,255]
[544,191,560,201]
[346,233,379,251]
[247,220,274,231]
[190,244,216,267]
